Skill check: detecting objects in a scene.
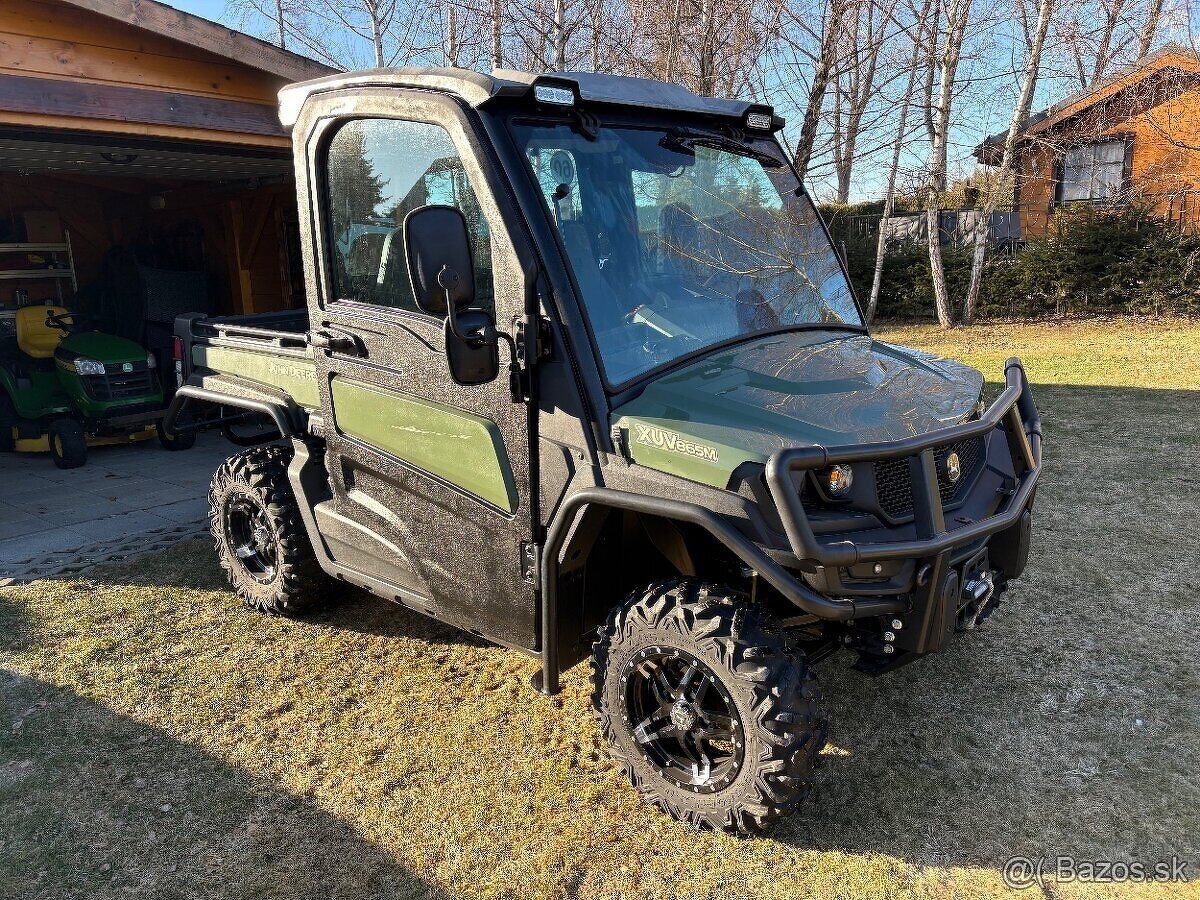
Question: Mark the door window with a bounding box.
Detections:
[324,118,493,313]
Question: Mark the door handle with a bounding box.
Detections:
[309,329,364,356]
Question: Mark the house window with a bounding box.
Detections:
[1058,139,1128,202]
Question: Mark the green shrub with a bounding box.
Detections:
[817,204,1200,321]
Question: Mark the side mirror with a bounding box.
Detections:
[403,204,500,387]
[404,205,475,316]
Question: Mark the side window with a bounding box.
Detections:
[324,118,493,313]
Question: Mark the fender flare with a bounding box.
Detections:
[536,486,906,695]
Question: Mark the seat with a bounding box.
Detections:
[15,305,68,359]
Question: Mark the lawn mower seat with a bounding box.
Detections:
[15,305,68,359]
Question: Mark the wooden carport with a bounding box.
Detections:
[0,0,335,318]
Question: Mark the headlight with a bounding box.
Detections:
[73,357,105,376]
[821,464,854,499]
[146,353,157,369]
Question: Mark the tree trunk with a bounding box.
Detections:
[492,0,503,69]
[554,0,568,69]
[275,0,286,48]
[793,0,849,181]
[1137,0,1165,59]
[963,0,1052,324]
[446,2,459,67]
[866,0,931,323]
[923,0,968,328]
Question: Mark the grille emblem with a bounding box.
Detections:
[945,451,962,484]
[121,362,133,373]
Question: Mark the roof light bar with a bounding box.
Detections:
[533,83,575,106]
[745,111,773,131]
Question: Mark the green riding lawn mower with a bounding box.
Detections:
[0,304,194,469]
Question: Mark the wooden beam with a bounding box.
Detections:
[223,197,255,314]
[0,73,286,138]
[239,194,273,262]
[0,110,291,148]
[0,31,281,105]
[57,0,337,83]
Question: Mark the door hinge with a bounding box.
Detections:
[516,316,553,365]
[520,541,540,585]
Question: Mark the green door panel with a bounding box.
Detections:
[330,377,518,513]
[193,346,320,409]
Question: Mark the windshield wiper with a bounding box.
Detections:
[660,127,783,168]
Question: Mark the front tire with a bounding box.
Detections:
[592,580,827,836]
[210,444,326,615]
[49,419,87,469]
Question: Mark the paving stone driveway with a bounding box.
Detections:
[0,432,234,574]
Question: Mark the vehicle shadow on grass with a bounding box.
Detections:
[1,597,452,899]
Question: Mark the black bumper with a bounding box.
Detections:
[765,357,1041,569]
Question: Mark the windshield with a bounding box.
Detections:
[510,120,861,385]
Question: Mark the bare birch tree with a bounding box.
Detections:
[922,0,970,327]
[785,0,853,179]
[865,0,934,322]
[962,0,1054,323]
[830,0,904,202]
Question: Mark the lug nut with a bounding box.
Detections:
[882,645,895,655]
[891,618,904,630]
[883,631,896,642]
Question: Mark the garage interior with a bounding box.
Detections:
[0,131,304,366]
[0,0,334,371]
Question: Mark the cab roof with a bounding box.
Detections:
[277,67,770,128]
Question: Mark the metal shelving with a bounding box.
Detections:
[0,232,77,298]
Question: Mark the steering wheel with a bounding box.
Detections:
[45,311,82,333]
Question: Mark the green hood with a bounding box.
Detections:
[611,330,985,489]
[57,331,148,365]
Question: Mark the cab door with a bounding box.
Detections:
[299,91,535,649]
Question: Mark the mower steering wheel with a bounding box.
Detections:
[45,311,80,333]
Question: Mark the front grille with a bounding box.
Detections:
[81,361,158,402]
[874,457,913,518]
[873,436,986,519]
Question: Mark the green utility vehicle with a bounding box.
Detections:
[170,68,1042,835]
[0,305,193,468]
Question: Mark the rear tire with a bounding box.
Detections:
[210,444,327,615]
[49,419,87,469]
[158,411,196,451]
[592,579,827,836]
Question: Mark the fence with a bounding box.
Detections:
[826,191,1200,256]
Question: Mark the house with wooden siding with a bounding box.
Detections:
[975,44,1200,241]
[0,0,335,350]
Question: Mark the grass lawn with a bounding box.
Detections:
[2,317,1199,899]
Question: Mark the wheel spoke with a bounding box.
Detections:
[639,662,676,705]
[234,543,256,559]
[632,710,673,745]
[690,673,712,707]
[678,659,699,695]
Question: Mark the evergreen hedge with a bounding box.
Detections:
[820,204,1200,321]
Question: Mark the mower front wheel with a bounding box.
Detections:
[0,393,15,452]
[49,419,87,469]
[158,411,196,451]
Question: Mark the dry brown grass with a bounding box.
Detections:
[2,318,1199,899]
